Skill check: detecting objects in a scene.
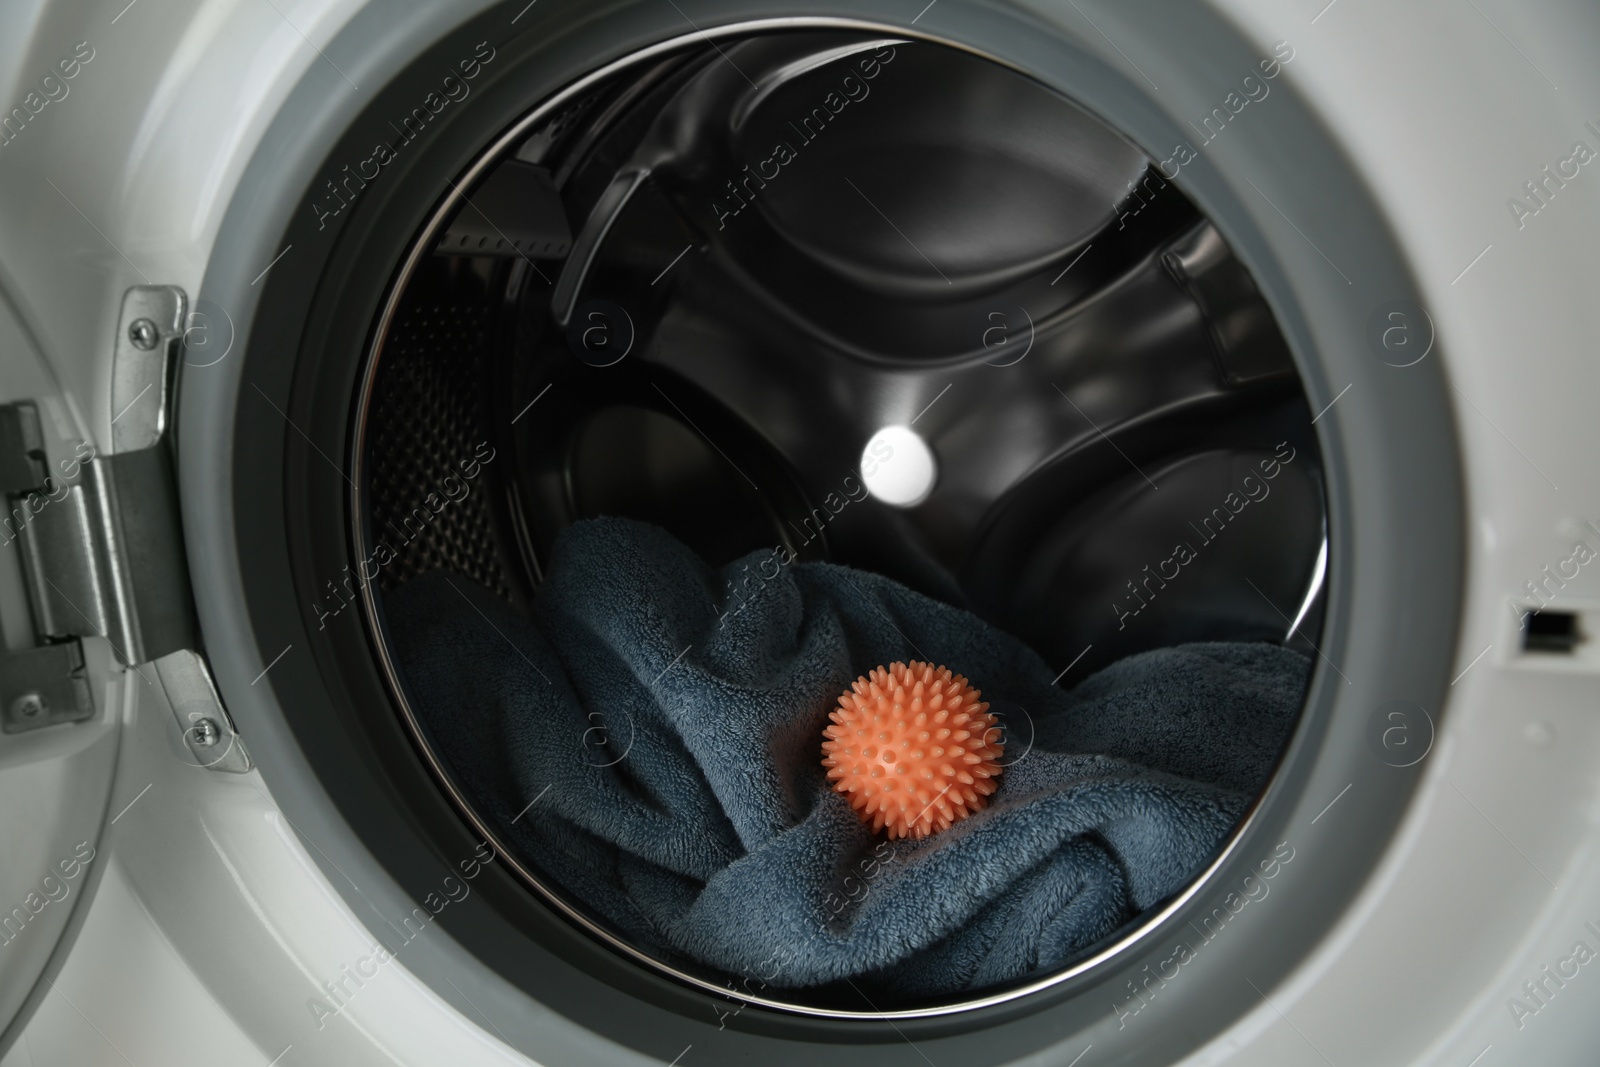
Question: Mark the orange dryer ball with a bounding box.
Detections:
[821,661,1003,840]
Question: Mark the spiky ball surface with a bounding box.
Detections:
[821,661,1003,840]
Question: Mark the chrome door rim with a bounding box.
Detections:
[348,17,1308,1021]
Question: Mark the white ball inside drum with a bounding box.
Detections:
[860,425,937,508]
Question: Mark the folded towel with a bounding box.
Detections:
[387,517,1308,999]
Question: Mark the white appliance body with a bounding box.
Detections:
[0,1,1596,1064]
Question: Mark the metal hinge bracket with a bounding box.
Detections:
[0,286,247,768]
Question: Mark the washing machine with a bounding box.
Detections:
[0,0,1597,1064]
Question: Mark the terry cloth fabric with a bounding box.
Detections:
[387,517,1309,998]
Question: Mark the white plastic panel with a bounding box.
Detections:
[1160,0,1600,1063]
[0,0,1595,1063]
[2,641,541,1065]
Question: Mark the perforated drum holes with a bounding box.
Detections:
[1366,299,1435,367]
[567,299,633,366]
[1366,700,1435,768]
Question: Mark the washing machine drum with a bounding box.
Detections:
[230,10,1458,1063]
[366,30,1324,660]
[355,25,1324,1003]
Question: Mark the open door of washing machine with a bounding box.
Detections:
[2,2,1599,1066]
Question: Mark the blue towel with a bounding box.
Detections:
[388,517,1308,998]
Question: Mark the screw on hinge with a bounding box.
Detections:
[11,693,46,720]
[192,717,220,746]
[128,318,160,351]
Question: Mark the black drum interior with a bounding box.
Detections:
[356,28,1327,1013]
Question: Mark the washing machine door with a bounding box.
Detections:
[3,1,1599,1065]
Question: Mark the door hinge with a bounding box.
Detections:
[9,286,195,665]
[0,286,248,769]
